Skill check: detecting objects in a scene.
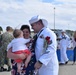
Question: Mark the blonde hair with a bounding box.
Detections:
[13,29,22,38]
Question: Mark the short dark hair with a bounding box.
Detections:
[13,29,22,38]
[20,25,31,33]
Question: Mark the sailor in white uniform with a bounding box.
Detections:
[59,30,70,65]
[29,15,59,75]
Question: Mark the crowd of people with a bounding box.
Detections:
[0,26,14,71]
[0,15,76,75]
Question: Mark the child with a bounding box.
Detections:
[7,29,31,74]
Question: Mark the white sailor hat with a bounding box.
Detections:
[29,15,48,27]
[61,30,66,32]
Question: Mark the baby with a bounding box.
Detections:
[7,29,31,74]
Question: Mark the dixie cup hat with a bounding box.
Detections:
[61,30,66,32]
[29,15,48,27]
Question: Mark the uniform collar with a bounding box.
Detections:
[37,27,45,36]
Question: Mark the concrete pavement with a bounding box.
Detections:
[59,62,76,75]
[0,61,76,75]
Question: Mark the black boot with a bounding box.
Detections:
[65,61,69,64]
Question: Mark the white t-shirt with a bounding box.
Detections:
[7,38,30,52]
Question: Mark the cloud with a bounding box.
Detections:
[0,0,76,31]
[55,0,76,3]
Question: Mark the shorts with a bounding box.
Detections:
[14,49,31,63]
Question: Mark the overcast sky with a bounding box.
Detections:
[0,0,76,31]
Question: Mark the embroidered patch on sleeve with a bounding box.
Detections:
[40,34,44,39]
